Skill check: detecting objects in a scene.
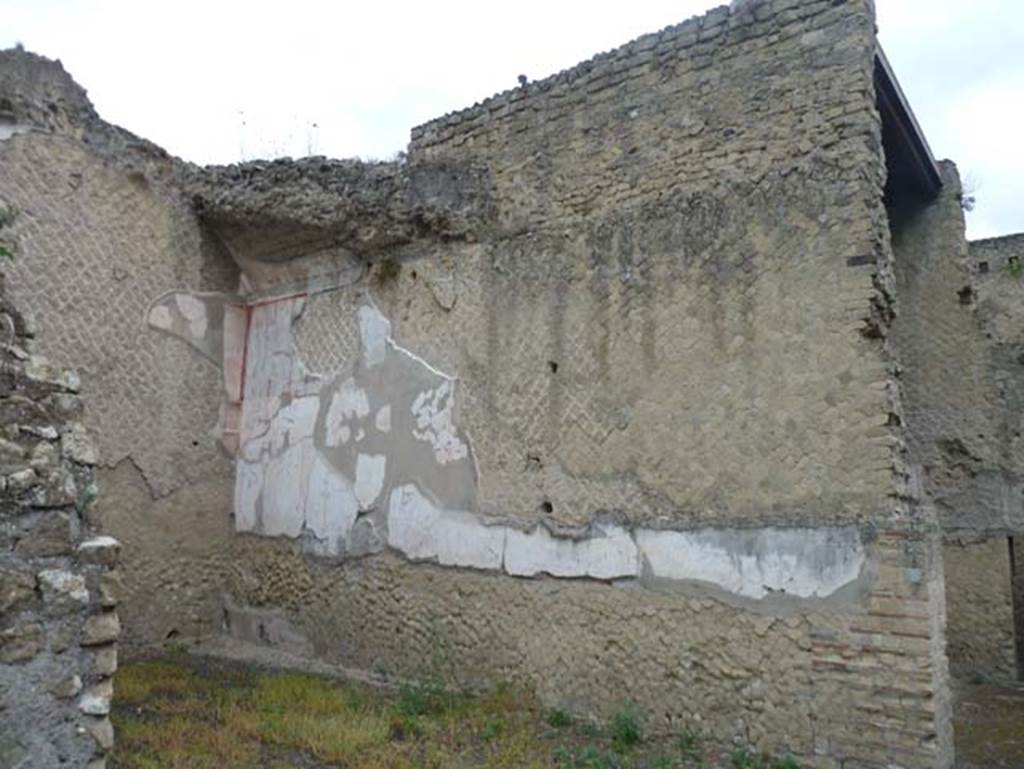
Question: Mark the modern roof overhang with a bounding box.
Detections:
[874,46,943,204]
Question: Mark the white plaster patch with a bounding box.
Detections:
[635,527,864,599]
[387,485,504,570]
[324,379,370,447]
[242,298,305,435]
[304,453,359,556]
[234,460,263,533]
[411,380,469,465]
[269,396,319,454]
[375,405,392,434]
[504,523,639,580]
[358,304,391,368]
[354,453,386,509]
[147,305,173,331]
[0,122,31,141]
[175,293,208,340]
[260,441,309,537]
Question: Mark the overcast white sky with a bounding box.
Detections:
[3,0,1021,239]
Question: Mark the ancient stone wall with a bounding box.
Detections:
[161,2,952,767]
[969,234,1024,533]
[965,233,1024,682]
[892,182,1024,536]
[0,49,238,650]
[0,272,122,769]
[890,166,1024,684]
[0,2,961,766]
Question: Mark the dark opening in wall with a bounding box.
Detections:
[1012,537,1024,681]
[875,48,942,210]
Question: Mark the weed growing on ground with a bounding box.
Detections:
[547,707,573,728]
[729,746,799,769]
[164,639,189,657]
[610,705,643,751]
[774,757,801,769]
[113,656,811,769]
[730,746,764,769]
[675,726,708,766]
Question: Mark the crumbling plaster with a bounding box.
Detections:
[150,287,870,603]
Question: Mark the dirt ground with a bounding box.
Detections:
[953,680,1024,769]
[107,651,1024,768]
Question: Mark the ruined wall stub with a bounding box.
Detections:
[0,270,122,769]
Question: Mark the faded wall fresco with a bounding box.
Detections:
[148,288,868,604]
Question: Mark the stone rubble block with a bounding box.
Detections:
[46,393,84,421]
[30,467,78,507]
[0,436,26,464]
[38,568,90,604]
[83,715,114,751]
[50,620,76,652]
[80,611,120,646]
[1,394,53,426]
[47,674,83,699]
[61,422,99,465]
[20,424,59,440]
[0,621,43,663]
[0,566,35,612]
[77,536,121,567]
[98,571,123,607]
[24,355,81,392]
[29,440,59,469]
[78,679,113,715]
[92,646,117,676]
[14,511,74,558]
[6,466,37,491]
[2,342,28,360]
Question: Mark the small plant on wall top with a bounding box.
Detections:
[1007,255,1023,280]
